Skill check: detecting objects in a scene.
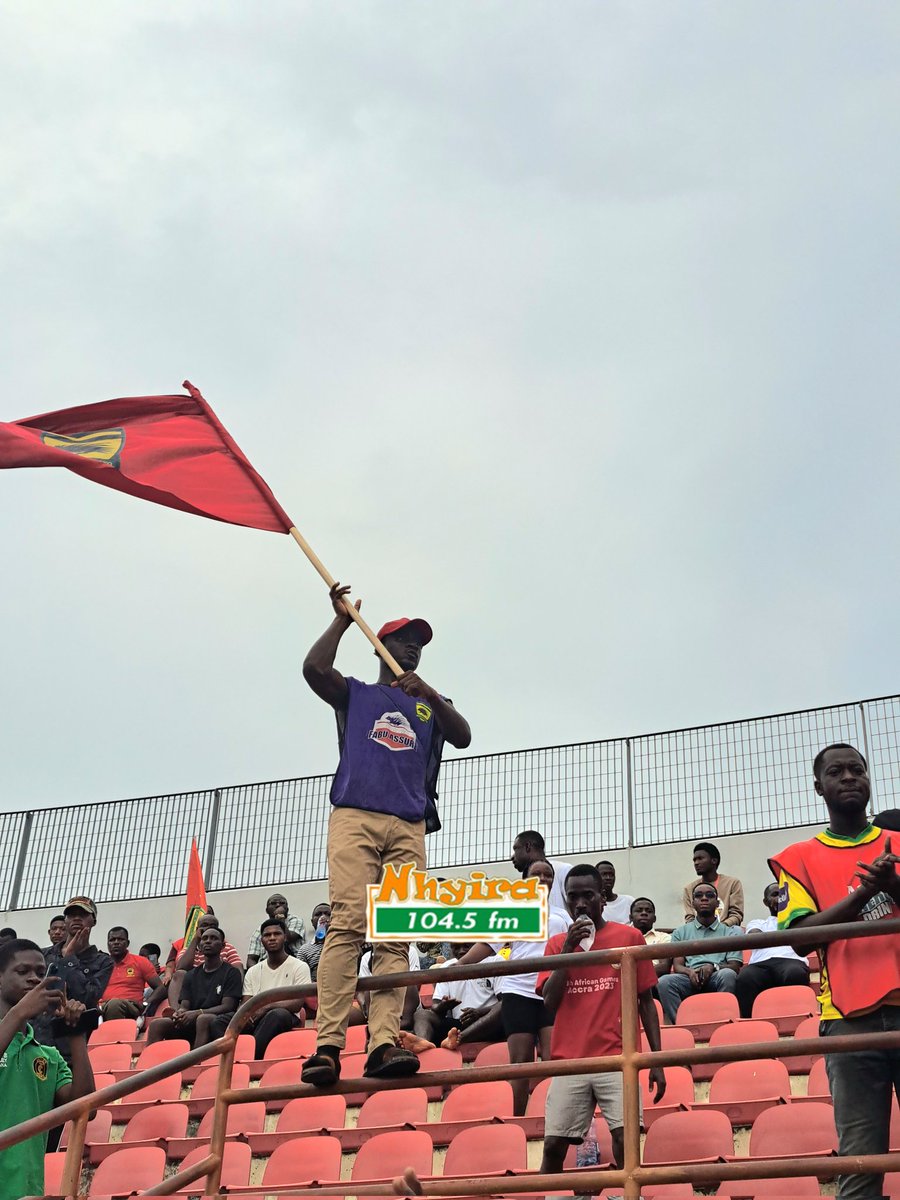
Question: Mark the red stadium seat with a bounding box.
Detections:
[696,1021,781,1082]
[642,1026,696,1055]
[344,1023,368,1053]
[259,1058,304,1105]
[643,1109,735,1164]
[441,1080,514,1123]
[891,1099,900,1150]
[123,1102,190,1142]
[277,1094,348,1133]
[233,1033,256,1062]
[60,1107,113,1149]
[90,1018,138,1046]
[419,1046,463,1073]
[886,1171,900,1197]
[198,1099,266,1138]
[526,1076,552,1116]
[641,1065,694,1126]
[191,1062,250,1100]
[352,1130,434,1182]
[264,1027,318,1060]
[707,1060,792,1125]
[263,1135,344,1187]
[176,1141,252,1192]
[717,1179,822,1197]
[44,1152,67,1193]
[91,1145,167,1194]
[358,1087,429,1128]
[127,1072,183,1105]
[88,1043,132,1073]
[783,1016,823,1075]
[444,1124,527,1176]
[419,982,435,1007]
[806,1057,830,1099]
[751,986,819,1035]
[749,1103,837,1158]
[674,992,740,1039]
[474,1042,511,1067]
[135,1039,191,1070]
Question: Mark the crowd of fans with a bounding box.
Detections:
[3,745,900,1200]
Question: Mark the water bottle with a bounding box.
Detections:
[315,915,328,943]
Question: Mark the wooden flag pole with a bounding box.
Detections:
[289,526,404,678]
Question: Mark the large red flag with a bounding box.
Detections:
[184,838,209,944]
[0,381,293,532]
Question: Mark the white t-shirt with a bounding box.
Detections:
[358,945,421,977]
[746,915,807,965]
[243,955,311,997]
[603,894,635,924]
[432,956,500,1019]
[548,860,571,912]
[491,907,571,999]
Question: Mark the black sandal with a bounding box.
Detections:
[364,1043,421,1078]
[301,1047,341,1088]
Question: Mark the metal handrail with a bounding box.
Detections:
[4,916,900,1198]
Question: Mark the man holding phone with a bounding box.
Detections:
[0,938,95,1199]
[36,897,113,1060]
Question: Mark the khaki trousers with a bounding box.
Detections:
[315,805,425,1051]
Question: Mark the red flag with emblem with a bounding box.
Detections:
[0,381,293,532]
[184,838,208,944]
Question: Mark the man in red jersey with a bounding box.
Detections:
[536,864,665,1173]
[771,743,900,1200]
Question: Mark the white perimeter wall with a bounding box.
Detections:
[2,822,821,955]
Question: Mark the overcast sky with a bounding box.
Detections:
[1,1,897,816]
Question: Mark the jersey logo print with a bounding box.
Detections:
[368,711,417,752]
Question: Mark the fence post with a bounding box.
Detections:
[204,790,223,891]
[859,703,873,808]
[625,739,634,848]
[8,812,33,912]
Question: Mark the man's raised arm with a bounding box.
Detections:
[302,582,357,708]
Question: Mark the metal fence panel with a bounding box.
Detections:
[631,702,864,846]
[0,812,26,911]
[864,696,900,812]
[14,791,215,910]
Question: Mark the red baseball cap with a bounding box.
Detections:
[377,617,433,646]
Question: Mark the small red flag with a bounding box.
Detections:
[0,381,293,532]
[184,838,208,944]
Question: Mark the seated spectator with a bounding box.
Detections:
[412,942,501,1047]
[735,883,810,1018]
[0,930,17,947]
[0,939,95,1198]
[458,858,570,1115]
[415,941,448,970]
[296,904,330,985]
[36,898,113,1063]
[101,927,166,1020]
[681,842,744,926]
[595,861,634,923]
[658,883,743,1023]
[167,913,243,1009]
[511,830,571,910]
[148,927,242,1049]
[139,943,162,970]
[42,917,66,957]
[629,898,672,976]
[358,943,420,1032]
[211,918,311,1057]
[246,894,305,967]
[872,808,900,831]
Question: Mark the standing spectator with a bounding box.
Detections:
[296,905,330,983]
[735,884,810,1018]
[0,939,95,1200]
[681,842,744,926]
[511,831,571,911]
[629,898,672,977]
[459,859,570,1115]
[37,898,113,1059]
[246,894,305,967]
[101,927,166,1020]
[771,743,900,1200]
[301,585,470,1085]
[212,918,311,1057]
[42,916,67,958]
[658,883,742,1023]
[594,861,634,923]
[148,927,242,1049]
[537,865,666,1174]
